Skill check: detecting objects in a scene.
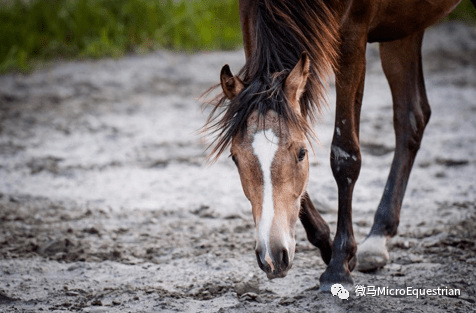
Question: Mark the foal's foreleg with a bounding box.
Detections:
[299,192,332,265]
[357,31,430,272]
[319,32,367,290]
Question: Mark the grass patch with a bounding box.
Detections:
[0,0,242,72]
[448,0,476,24]
[0,0,475,73]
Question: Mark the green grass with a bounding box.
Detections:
[0,0,242,72]
[448,0,476,23]
[0,0,475,73]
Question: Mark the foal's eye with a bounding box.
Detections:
[298,148,307,162]
[231,155,238,167]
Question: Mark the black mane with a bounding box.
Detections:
[203,0,340,160]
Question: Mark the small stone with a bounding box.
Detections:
[39,239,67,256]
[240,292,258,301]
[235,274,259,296]
[279,297,296,306]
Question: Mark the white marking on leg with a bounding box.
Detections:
[359,236,387,254]
[332,145,350,160]
[357,235,389,271]
[252,129,279,264]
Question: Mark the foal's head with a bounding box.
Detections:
[212,53,313,279]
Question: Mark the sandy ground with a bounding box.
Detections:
[0,22,475,313]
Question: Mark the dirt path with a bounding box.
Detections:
[0,22,475,312]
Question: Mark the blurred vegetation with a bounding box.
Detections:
[448,0,476,24]
[0,0,241,72]
[0,0,475,73]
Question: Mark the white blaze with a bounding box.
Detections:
[252,129,279,261]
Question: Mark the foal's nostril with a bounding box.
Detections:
[282,248,290,269]
[255,245,293,277]
[256,250,264,268]
[255,250,271,273]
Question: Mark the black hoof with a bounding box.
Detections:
[319,264,354,292]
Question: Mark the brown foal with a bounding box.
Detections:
[204,0,468,290]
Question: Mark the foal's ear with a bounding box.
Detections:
[220,64,244,100]
[284,52,311,112]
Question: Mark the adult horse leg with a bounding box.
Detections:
[319,29,367,290]
[357,31,430,272]
[299,192,333,265]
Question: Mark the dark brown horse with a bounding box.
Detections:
[204,0,472,290]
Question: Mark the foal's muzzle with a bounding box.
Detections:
[255,244,293,279]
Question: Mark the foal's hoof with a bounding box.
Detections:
[319,265,354,293]
[357,236,389,272]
